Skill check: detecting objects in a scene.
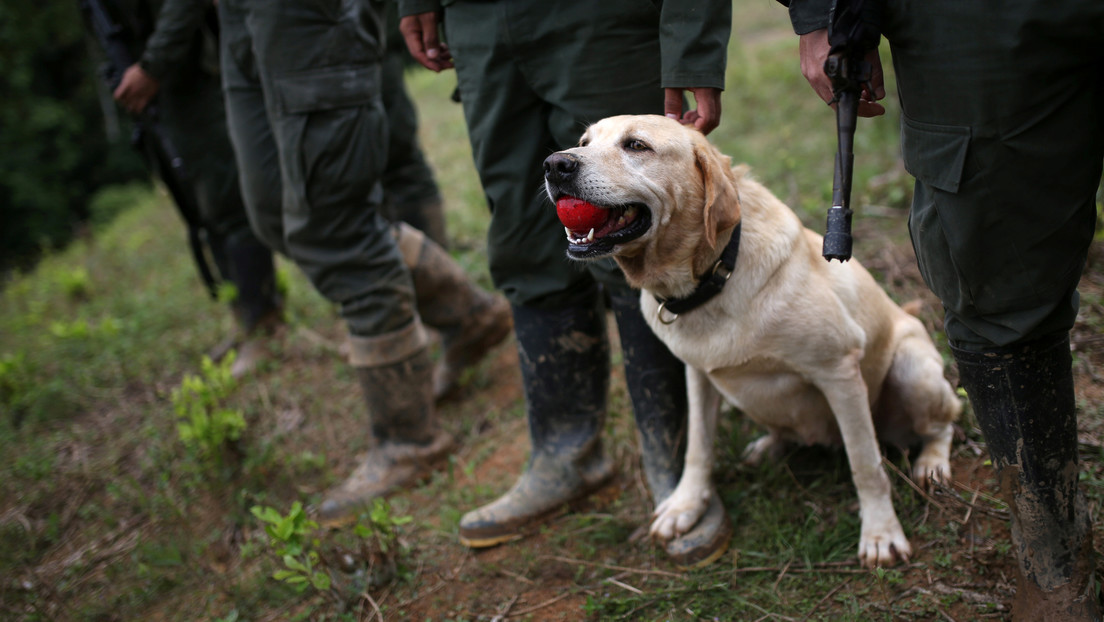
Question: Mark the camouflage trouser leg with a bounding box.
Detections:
[219,0,417,341]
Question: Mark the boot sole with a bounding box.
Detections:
[458,472,617,549]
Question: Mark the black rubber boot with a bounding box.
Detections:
[458,298,615,547]
[208,230,284,376]
[393,224,512,400]
[953,334,1101,621]
[611,293,732,569]
[317,342,454,528]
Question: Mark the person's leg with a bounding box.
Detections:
[443,0,621,545]
[161,55,282,376]
[391,223,512,401]
[530,0,732,567]
[225,0,452,526]
[888,0,1104,616]
[380,40,447,247]
[445,0,730,563]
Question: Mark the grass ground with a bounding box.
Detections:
[4,4,1104,621]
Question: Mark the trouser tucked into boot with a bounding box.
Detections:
[393,223,512,400]
[611,293,732,569]
[317,320,454,528]
[953,334,1101,621]
[459,298,614,547]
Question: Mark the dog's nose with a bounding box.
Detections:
[543,152,579,182]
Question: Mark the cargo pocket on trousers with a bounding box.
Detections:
[900,116,974,314]
[272,65,388,212]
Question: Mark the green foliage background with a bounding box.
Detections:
[0,0,147,274]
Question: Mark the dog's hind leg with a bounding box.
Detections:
[741,432,788,466]
[885,326,962,487]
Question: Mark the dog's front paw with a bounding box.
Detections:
[650,484,713,541]
[858,519,912,568]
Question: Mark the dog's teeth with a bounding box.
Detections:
[586,228,595,242]
[565,226,572,240]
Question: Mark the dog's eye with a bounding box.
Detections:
[578,138,590,147]
[623,139,651,152]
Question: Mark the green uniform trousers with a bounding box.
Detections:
[123,0,278,329]
[887,0,1104,350]
[381,4,441,219]
[219,0,418,340]
[442,0,671,307]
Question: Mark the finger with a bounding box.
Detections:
[693,90,721,134]
[399,16,431,69]
[663,88,684,121]
[400,15,444,71]
[858,100,886,118]
[866,48,886,100]
[418,14,442,60]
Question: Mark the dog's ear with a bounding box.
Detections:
[695,141,741,249]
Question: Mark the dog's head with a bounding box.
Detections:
[544,115,741,289]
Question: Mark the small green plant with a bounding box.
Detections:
[251,501,331,593]
[353,498,413,555]
[48,316,122,340]
[54,267,92,301]
[216,282,240,305]
[871,566,904,608]
[171,354,246,465]
[0,352,29,411]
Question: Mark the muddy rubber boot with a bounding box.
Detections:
[207,231,284,377]
[953,334,1102,621]
[393,223,512,400]
[611,293,733,569]
[458,299,615,547]
[316,323,455,528]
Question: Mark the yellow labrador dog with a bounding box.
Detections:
[544,115,961,567]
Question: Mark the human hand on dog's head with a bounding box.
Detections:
[664,87,722,135]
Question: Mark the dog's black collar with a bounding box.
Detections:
[654,222,741,322]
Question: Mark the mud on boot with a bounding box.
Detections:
[393,223,512,401]
[954,334,1102,621]
[316,325,455,528]
[458,299,615,547]
[611,293,732,569]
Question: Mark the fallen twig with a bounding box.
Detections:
[506,591,574,618]
[606,576,644,595]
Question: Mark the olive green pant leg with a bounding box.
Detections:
[887,0,1104,350]
[381,10,441,221]
[443,0,666,306]
[222,0,416,338]
[159,71,252,241]
[219,0,287,257]
[158,56,280,328]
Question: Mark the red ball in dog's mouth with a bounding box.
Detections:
[556,197,610,235]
